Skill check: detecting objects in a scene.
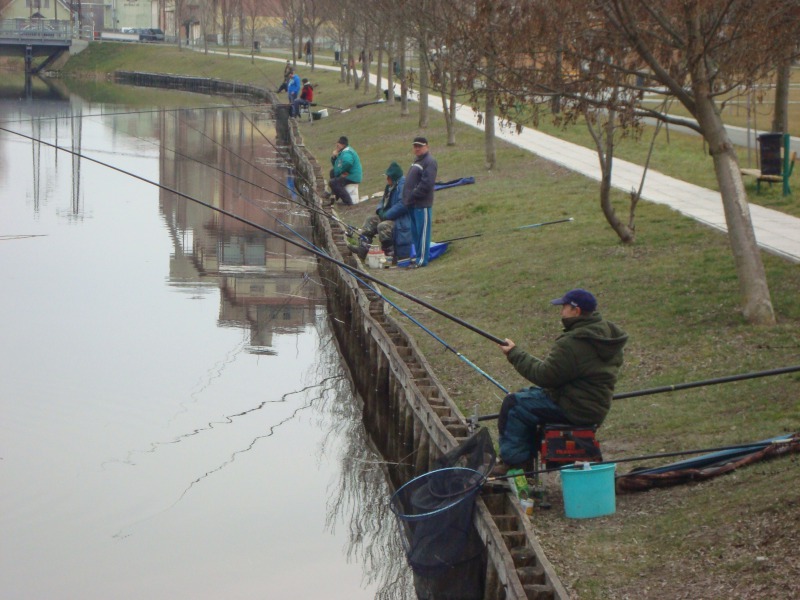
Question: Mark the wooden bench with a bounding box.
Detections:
[741,150,796,194]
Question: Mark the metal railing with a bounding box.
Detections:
[0,19,73,41]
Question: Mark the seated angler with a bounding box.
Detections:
[493,289,628,475]
[348,162,412,264]
[327,136,363,206]
[291,78,314,117]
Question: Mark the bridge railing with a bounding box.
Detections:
[0,19,73,41]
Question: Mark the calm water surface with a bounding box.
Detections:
[0,79,410,599]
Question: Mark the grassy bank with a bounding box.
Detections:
[60,44,800,599]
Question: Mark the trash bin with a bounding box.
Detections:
[334,50,340,63]
[758,133,783,176]
[253,40,260,51]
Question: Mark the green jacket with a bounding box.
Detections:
[330,146,363,183]
[507,313,628,425]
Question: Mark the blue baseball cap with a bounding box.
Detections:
[550,289,597,312]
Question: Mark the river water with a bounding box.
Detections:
[0,77,410,599]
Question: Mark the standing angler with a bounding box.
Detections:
[403,136,437,268]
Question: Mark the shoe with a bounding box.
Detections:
[347,243,368,260]
[490,460,524,478]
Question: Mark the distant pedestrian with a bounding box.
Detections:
[305,40,312,64]
[403,137,437,267]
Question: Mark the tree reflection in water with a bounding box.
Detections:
[311,320,415,599]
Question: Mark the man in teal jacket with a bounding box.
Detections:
[328,136,363,206]
[494,289,628,473]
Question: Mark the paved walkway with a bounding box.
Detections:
[242,51,800,263]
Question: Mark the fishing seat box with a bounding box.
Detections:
[540,424,602,467]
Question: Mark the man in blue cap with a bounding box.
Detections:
[493,289,628,475]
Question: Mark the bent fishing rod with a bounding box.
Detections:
[3,125,508,346]
[476,365,800,422]
[438,218,575,244]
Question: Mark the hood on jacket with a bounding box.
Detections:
[562,314,628,361]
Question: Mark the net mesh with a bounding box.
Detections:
[390,428,496,597]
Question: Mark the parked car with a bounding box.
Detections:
[138,28,165,42]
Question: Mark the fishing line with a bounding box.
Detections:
[438,218,575,244]
[112,375,342,539]
[1,125,507,344]
[228,181,511,395]
[163,104,358,232]
[110,102,511,396]
[0,102,265,126]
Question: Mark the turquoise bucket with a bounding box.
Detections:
[560,463,616,519]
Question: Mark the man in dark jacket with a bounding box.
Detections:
[494,289,628,473]
[403,136,437,267]
[348,162,412,263]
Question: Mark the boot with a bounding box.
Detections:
[347,242,368,260]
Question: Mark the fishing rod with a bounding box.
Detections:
[438,218,575,244]
[3,125,507,346]
[487,435,799,481]
[161,109,356,230]
[612,365,800,399]
[238,187,510,395]
[310,102,346,112]
[213,96,361,234]
[475,365,800,422]
[98,94,510,394]
[0,103,265,126]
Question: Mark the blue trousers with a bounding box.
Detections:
[410,206,432,266]
[498,387,570,465]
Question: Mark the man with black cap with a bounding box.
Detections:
[403,136,437,267]
[328,136,363,206]
[493,289,628,475]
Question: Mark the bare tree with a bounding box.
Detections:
[303,0,327,71]
[278,0,304,65]
[449,0,798,324]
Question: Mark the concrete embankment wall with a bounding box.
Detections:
[110,70,567,599]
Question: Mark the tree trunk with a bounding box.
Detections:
[375,39,384,100]
[418,39,429,128]
[682,7,776,325]
[400,32,409,117]
[700,105,775,324]
[484,57,497,170]
[771,55,791,133]
[586,104,635,244]
[447,80,457,146]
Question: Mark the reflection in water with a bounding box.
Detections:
[0,82,411,598]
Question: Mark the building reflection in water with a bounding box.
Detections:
[154,105,324,355]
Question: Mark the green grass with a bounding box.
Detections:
[59,44,800,599]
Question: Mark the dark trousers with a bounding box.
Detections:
[498,387,571,465]
[329,171,355,205]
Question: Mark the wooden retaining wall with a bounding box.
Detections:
[284,121,570,600]
[111,70,569,599]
